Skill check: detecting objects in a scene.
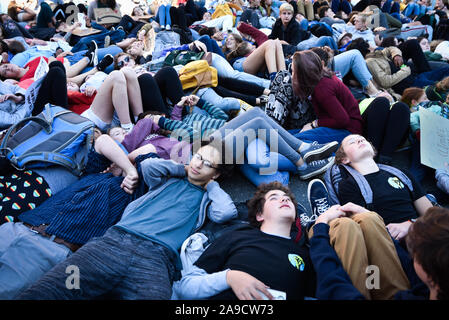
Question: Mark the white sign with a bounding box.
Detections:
[420,107,449,170]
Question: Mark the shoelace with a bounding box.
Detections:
[314,197,330,215]
[308,158,328,168]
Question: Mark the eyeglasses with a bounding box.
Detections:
[192,153,218,169]
[117,56,130,69]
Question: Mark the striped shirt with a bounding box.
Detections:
[158,98,228,143]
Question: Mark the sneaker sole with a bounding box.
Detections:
[300,158,335,180]
[307,178,328,206]
[303,141,338,163]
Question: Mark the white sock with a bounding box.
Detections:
[299,142,310,153]
[121,122,134,132]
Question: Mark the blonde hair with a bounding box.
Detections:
[279,3,294,13]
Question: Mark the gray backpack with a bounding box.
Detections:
[323,164,414,209]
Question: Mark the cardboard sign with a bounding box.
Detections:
[420,107,449,170]
[94,8,122,24]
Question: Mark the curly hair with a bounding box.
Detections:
[247,182,298,228]
[406,207,449,300]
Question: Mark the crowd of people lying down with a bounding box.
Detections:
[0,0,448,300]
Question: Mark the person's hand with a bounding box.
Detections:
[316,205,345,225]
[376,90,394,103]
[148,114,162,124]
[0,94,23,103]
[1,52,9,63]
[121,167,139,194]
[187,95,200,106]
[84,86,97,97]
[212,31,224,41]
[4,79,18,85]
[386,221,412,240]
[178,96,190,106]
[300,122,313,133]
[374,27,386,32]
[103,162,123,177]
[393,55,404,68]
[137,29,147,41]
[226,270,273,300]
[57,51,73,58]
[339,202,370,216]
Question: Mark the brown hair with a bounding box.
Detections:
[436,76,449,92]
[318,5,330,18]
[226,41,252,62]
[430,39,444,52]
[406,207,449,300]
[247,182,297,228]
[113,52,133,70]
[291,50,333,100]
[334,135,377,165]
[401,87,425,107]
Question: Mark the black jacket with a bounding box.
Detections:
[268,18,310,46]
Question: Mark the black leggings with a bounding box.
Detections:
[399,39,431,74]
[363,97,410,160]
[33,61,68,116]
[213,76,265,106]
[138,67,184,115]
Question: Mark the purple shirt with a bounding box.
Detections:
[122,118,191,164]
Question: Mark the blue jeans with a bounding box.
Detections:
[156,4,172,27]
[196,87,241,113]
[297,35,338,51]
[17,227,176,299]
[331,0,352,14]
[211,107,304,165]
[197,35,226,58]
[333,49,373,87]
[289,127,351,144]
[0,222,71,299]
[71,23,126,52]
[67,45,123,74]
[211,53,270,88]
[239,138,297,186]
[403,3,421,17]
[413,66,449,88]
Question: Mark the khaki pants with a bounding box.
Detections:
[309,212,410,300]
[297,0,314,20]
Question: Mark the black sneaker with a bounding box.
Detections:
[84,40,98,67]
[301,141,338,163]
[302,179,331,227]
[96,54,114,72]
[298,156,335,180]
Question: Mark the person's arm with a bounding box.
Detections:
[310,203,367,300]
[436,165,449,194]
[413,196,433,216]
[158,116,193,143]
[122,117,161,152]
[175,265,231,299]
[93,134,139,194]
[310,223,366,300]
[366,56,411,89]
[237,22,269,46]
[197,98,228,120]
[205,181,238,223]
[140,157,186,189]
[15,21,34,39]
[312,81,353,129]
